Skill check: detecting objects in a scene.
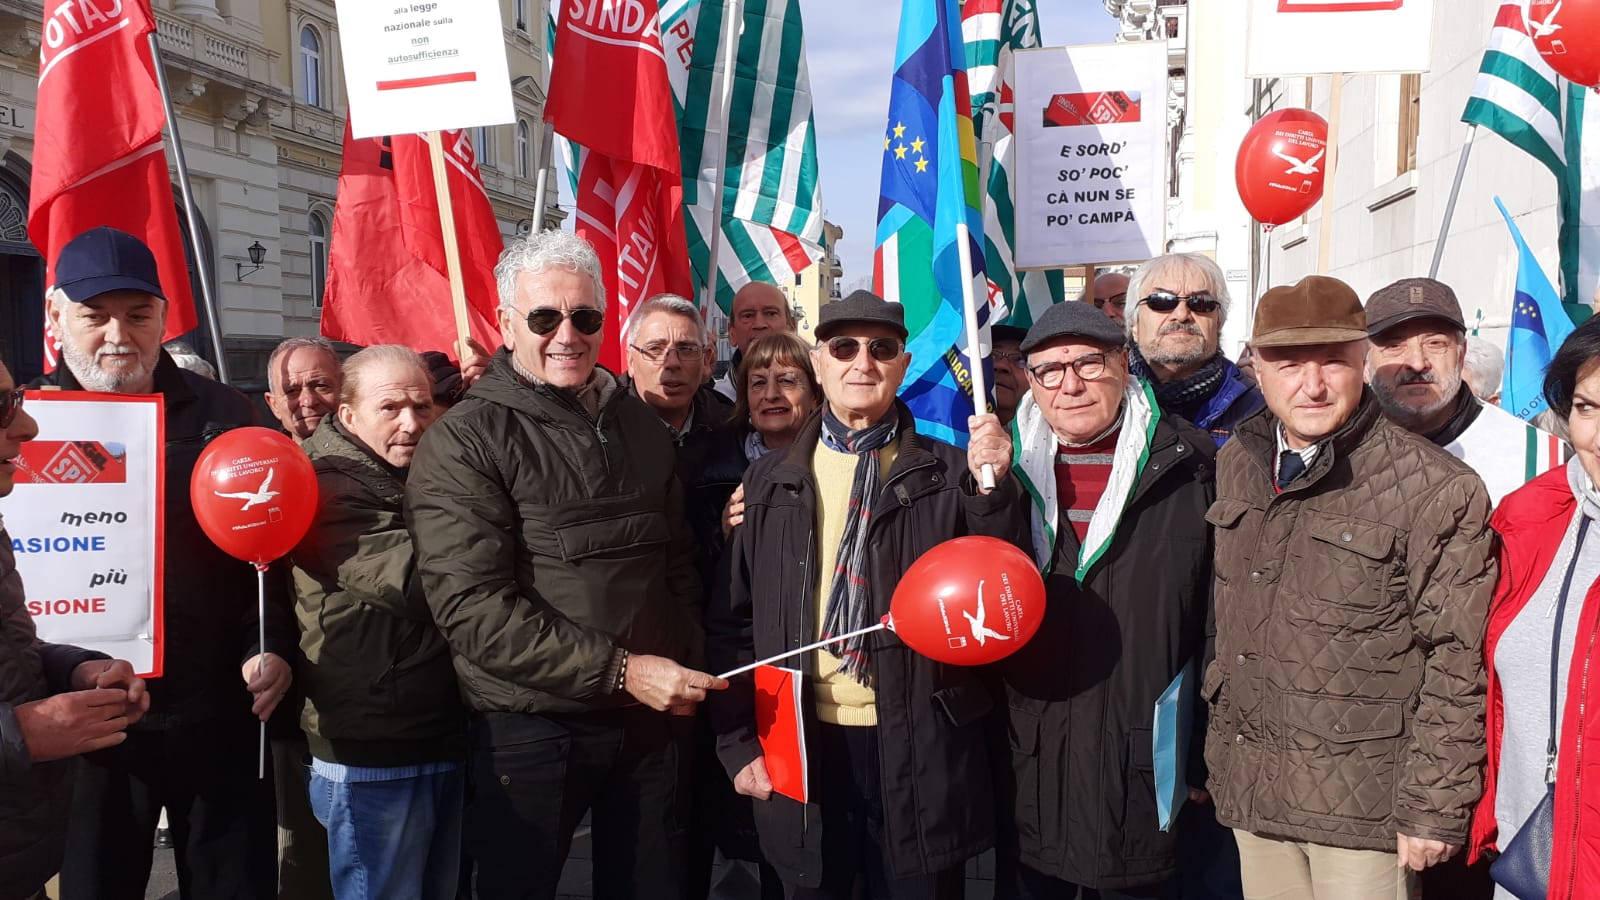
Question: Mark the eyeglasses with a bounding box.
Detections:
[825,336,902,363]
[630,341,705,363]
[1026,352,1114,389]
[0,388,23,428]
[993,350,1026,365]
[1095,292,1128,311]
[1141,291,1221,314]
[525,307,604,336]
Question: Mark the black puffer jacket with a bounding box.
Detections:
[0,534,106,898]
[405,352,702,714]
[31,352,297,728]
[707,402,1030,887]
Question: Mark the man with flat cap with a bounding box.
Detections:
[707,290,1028,898]
[1204,276,1496,900]
[36,227,295,899]
[993,301,1216,899]
[1366,277,1561,505]
[991,322,1028,426]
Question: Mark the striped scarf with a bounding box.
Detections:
[819,406,897,686]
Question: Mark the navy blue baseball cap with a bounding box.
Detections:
[54,227,166,303]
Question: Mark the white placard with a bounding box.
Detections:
[1013,43,1168,270]
[338,0,516,138]
[1246,0,1435,77]
[4,393,163,675]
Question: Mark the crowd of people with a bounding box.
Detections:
[1,224,1596,900]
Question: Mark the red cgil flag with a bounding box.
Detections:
[547,0,693,372]
[321,124,505,358]
[29,0,197,371]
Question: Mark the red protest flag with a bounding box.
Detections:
[322,124,504,357]
[548,0,693,372]
[29,0,197,370]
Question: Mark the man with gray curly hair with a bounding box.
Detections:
[406,230,722,899]
[1126,252,1263,447]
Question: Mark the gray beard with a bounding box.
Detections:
[1145,341,1212,369]
[61,341,157,393]
[1372,371,1462,426]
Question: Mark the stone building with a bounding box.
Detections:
[0,0,555,384]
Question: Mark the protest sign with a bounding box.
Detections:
[5,392,163,676]
[1013,42,1167,269]
[336,0,514,138]
[1245,0,1435,77]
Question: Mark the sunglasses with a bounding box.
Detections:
[1142,291,1221,314]
[0,388,23,428]
[525,307,604,336]
[825,336,902,363]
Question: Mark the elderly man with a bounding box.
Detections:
[715,281,795,400]
[1089,270,1131,322]
[1128,253,1264,446]
[708,290,1026,898]
[1366,278,1558,505]
[406,230,719,900]
[36,227,294,899]
[996,302,1216,899]
[992,323,1028,425]
[0,362,150,900]
[266,336,343,441]
[1207,276,1496,900]
[1461,336,1502,405]
[291,345,464,900]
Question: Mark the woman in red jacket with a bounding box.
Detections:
[1471,316,1600,899]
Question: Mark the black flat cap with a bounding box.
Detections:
[991,323,1028,343]
[816,289,908,340]
[1019,300,1127,353]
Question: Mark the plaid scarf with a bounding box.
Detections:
[818,406,898,686]
[1128,345,1227,415]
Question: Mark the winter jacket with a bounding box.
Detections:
[1184,361,1263,448]
[999,383,1216,889]
[31,351,297,728]
[706,401,1031,887]
[290,420,464,767]
[1205,392,1496,851]
[0,532,107,898]
[1469,467,1600,897]
[405,351,702,715]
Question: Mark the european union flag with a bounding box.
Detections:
[1497,196,1576,422]
[873,0,988,447]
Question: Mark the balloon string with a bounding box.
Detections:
[717,622,890,680]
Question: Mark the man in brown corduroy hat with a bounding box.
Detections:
[1202,275,1497,900]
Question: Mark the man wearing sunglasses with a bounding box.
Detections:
[1090,270,1131,322]
[708,290,1027,899]
[996,300,1217,900]
[405,230,721,900]
[38,227,296,900]
[1127,253,1263,449]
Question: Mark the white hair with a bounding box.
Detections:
[267,336,339,394]
[1124,253,1233,336]
[164,341,217,380]
[495,230,606,316]
[625,293,709,341]
[340,344,431,407]
[1463,335,1504,400]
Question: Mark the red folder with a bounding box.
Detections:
[754,665,808,803]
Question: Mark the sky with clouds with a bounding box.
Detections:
[802,1,1115,289]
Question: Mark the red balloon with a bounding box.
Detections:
[886,536,1045,666]
[190,427,318,565]
[1531,0,1600,87]
[1235,108,1328,226]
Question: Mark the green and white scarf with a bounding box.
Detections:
[1011,378,1161,582]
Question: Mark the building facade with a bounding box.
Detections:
[0,0,555,385]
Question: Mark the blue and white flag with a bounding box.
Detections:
[1497,196,1576,421]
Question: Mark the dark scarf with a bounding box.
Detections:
[1423,385,1483,447]
[818,406,897,686]
[1129,344,1228,415]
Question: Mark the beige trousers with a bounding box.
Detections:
[1233,830,1420,900]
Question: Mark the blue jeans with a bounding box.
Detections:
[308,762,464,900]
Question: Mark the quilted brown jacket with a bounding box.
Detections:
[1203,392,1495,852]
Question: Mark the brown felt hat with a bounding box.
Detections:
[1251,275,1367,348]
[1365,277,1466,337]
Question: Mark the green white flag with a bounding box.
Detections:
[962,0,1064,328]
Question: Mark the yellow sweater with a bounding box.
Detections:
[810,435,898,726]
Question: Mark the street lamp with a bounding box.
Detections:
[236,241,267,280]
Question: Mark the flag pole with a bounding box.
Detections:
[1315,73,1344,275]
[1428,124,1478,279]
[147,33,230,384]
[530,123,556,235]
[424,130,473,357]
[957,220,994,491]
[701,0,743,317]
